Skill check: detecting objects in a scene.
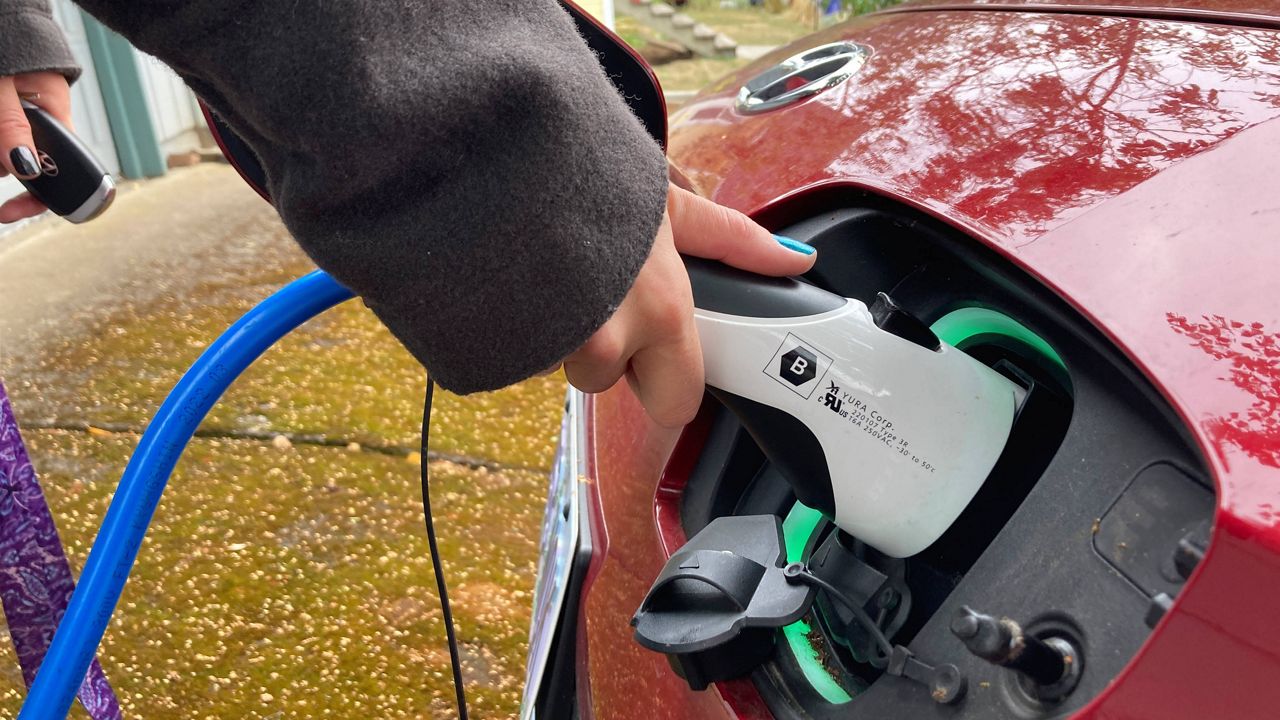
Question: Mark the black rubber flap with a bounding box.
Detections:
[631,515,816,690]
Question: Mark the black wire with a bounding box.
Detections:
[421,377,469,719]
[798,567,894,658]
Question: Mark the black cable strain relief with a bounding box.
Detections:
[783,562,807,581]
[886,645,914,677]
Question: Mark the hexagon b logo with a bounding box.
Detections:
[779,347,817,386]
[764,333,832,399]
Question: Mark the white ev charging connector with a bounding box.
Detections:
[687,258,1024,558]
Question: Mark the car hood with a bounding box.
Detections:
[896,0,1280,26]
[667,9,1280,545]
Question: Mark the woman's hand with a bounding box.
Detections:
[0,70,73,222]
[561,184,817,427]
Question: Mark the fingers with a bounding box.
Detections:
[563,217,706,427]
[625,311,704,427]
[0,77,41,179]
[13,71,74,128]
[667,184,816,277]
[0,72,69,222]
[563,324,631,393]
[565,186,811,427]
[0,193,47,223]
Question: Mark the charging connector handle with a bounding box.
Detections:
[19,271,354,719]
[684,257,1022,558]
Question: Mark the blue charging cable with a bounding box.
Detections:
[18,270,354,719]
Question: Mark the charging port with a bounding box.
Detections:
[661,199,1214,720]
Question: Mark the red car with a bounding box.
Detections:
[522,1,1280,719]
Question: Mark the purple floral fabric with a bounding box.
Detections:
[0,379,122,718]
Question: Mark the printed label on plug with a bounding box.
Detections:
[764,333,832,399]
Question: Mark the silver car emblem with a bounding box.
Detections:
[37,150,58,177]
[736,41,871,114]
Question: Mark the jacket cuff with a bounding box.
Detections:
[361,162,668,396]
[0,6,82,83]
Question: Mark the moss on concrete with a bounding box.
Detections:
[0,431,544,719]
[7,222,567,472]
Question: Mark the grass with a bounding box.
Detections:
[614,15,660,50]
[619,2,809,92]
[657,57,753,93]
[679,0,814,47]
[614,16,751,93]
[622,0,900,92]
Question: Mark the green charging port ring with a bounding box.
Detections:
[777,306,1066,705]
[781,502,851,703]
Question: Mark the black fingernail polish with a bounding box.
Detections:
[10,147,40,179]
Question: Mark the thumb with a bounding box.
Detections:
[666,184,816,277]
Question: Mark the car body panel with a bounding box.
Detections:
[581,5,1280,719]
[896,0,1280,25]
[1014,117,1280,719]
[582,391,748,718]
[668,11,1280,249]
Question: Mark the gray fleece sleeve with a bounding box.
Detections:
[0,0,80,81]
[74,0,668,394]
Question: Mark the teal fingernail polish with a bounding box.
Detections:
[774,234,815,255]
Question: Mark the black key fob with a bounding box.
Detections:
[18,100,115,223]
